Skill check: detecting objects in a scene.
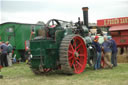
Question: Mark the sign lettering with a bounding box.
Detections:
[97,17,128,26]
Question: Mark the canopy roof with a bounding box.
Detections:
[109,25,128,31]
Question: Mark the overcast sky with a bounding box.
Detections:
[0,0,128,24]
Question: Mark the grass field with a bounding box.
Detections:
[0,63,128,85]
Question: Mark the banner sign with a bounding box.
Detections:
[97,17,128,26]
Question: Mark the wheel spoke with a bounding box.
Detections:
[68,55,73,60]
[68,50,73,54]
[68,53,72,57]
[76,61,83,68]
[76,43,82,50]
[76,57,80,61]
[77,48,81,52]
[70,59,75,66]
[70,43,75,52]
[73,64,77,72]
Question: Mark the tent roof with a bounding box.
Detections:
[109,25,128,31]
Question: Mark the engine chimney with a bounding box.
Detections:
[82,7,89,27]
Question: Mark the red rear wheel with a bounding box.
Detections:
[60,35,87,74]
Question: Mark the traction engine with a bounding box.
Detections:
[30,7,97,74]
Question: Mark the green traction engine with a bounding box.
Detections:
[30,7,97,74]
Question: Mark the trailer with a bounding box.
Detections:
[0,22,44,61]
[97,17,128,48]
[109,25,128,47]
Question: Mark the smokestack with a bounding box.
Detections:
[82,7,89,27]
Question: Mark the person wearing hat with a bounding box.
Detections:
[108,36,118,67]
[102,36,113,69]
[93,36,102,70]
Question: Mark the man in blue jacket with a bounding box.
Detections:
[102,36,113,69]
[1,42,8,67]
[93,36,102,70]
[108,36,118,67]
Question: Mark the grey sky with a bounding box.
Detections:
[0,0,128,24]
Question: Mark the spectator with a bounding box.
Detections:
[93,36,102,70]
[108,36,118,67]
[0,42,2,67]
[102,36,113,69]
[25,51,32,64]
[1,41,8,67]
[6,41,13,66]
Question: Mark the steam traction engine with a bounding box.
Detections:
[30,7,97,74]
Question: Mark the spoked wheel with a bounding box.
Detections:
[59,35,87,74]
[101,53,105,68]
[31,68,52,75]
[32,69,41,75]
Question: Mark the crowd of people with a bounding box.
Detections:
[0,41,13,67]
[93,35,117,70]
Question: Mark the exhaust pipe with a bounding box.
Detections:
[82,7,89,27]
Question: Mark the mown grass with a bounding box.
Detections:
[0,63,128,85]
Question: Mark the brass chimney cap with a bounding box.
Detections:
[82,7,89,11]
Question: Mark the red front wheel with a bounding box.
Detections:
[101,53,105,68]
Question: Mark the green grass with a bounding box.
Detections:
[0,63,128,85]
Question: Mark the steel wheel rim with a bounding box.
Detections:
[68,36,87,74]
